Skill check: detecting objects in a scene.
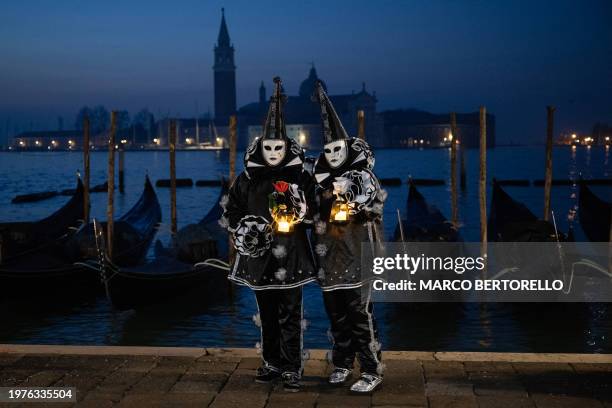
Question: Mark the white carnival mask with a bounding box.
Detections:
[324,140,348,169]
[262,139,286,166]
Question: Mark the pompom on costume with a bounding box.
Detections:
[311,80,385,386]
[221,78,316,379]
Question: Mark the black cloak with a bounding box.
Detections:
[221,137,317,289]
[312,138,386,291]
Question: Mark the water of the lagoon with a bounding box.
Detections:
[0,146,610,353]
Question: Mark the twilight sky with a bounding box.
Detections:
[0,0,610,144]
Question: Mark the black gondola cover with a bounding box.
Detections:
[175,181,229,263]
[69,176,161,266]
[393,182,460,242]
[488,181,561,242]
[0,177,84,261]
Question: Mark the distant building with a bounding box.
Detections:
[237,65,383,150]
[381,109,496,148]
[213,9,237,126]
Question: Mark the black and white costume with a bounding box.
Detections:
[221,78,316,380]
[311,81,386,387]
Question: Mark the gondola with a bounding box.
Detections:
[0,176,162,298]
[579,182,611,242]
[488,179,568,242]
[393,181,460,242]
[95,239,228,311]
[487,179,571,284]
[0,177,92,296]
[0,177,84,259]
[68,176,162,266]
[92,185,229,311]
[174,180,229,263]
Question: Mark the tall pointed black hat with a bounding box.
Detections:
[262,77,287,140]
[312,80,350,144]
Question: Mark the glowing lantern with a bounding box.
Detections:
[274,204,293,233]
[330,198,349,223]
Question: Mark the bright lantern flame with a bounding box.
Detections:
[277,220,291,233]
[330,199,349,223]
[334,209,348,221]
[275,207,293,233]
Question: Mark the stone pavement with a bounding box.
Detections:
[0,345,611,407]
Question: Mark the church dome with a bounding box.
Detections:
[299,65,327,98]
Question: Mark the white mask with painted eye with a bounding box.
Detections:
[262,140,286,166]
[324,140,348,169]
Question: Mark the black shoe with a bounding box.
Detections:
[282,371,301,392]
[255,366,281,383]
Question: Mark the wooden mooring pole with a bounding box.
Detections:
[228,115,237,264]
[479,106,487,275]
[169,120,177,235]
[107,111,117,261]
[450,112,458,227]
[118,144,125,194]
[228,115,237,184]
[543,106,555,221]
[83,115,90,223]
[357,110,366,140]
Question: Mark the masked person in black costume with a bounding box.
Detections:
[311,81,386,393]
[221,77,317,392]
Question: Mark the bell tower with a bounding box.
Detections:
[213,8,236,124]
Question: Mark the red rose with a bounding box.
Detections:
[273,181,289,193]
